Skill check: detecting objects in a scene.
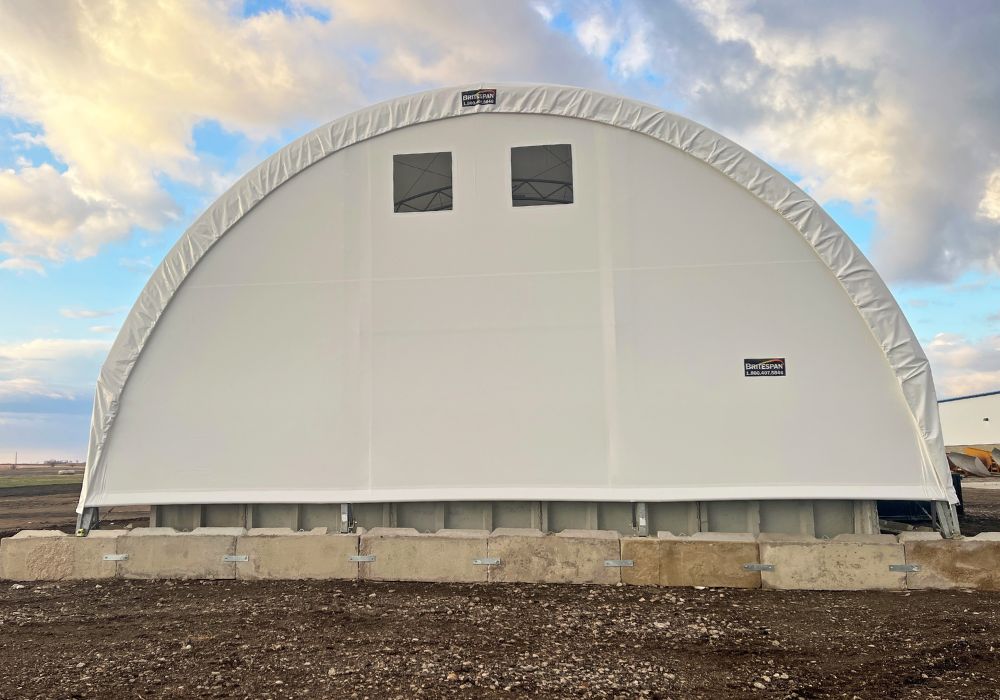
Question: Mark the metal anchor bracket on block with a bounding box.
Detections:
[223,554,249,563]
[472,558,500,566]
[889,564,920,572]
[350,555,376,563]
[743,563,775,572]
[102,554,129,561]
[604,560,635,568]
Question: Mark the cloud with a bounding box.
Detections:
[925,333,1000,398]
[0,1,607,272]
[0,257,45,274]
[615,24,652,77]
[576,14,616,57]
[59,307,121,319]
[11,131,45,147]
[317,0,609,88]
[559,0,1000,283]
[0,2,334,270]
[0,338,111,402]
[0,378,73,401]
[0,163,139,267]
[979,169,1000,221]
[532,3,555,23]
[88,325,116,334]
[568,5,654,78]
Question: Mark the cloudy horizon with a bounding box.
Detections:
[1,0,998,461]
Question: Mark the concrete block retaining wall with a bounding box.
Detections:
[359,528,489,583]
[900,531,1000,591]
[2,527,999,591]
[758,534,906,591]
[622,533,762,588]
[488,529,621,584]
[119,527,244,580]
[237,528,358,580]
[0,530,124,581]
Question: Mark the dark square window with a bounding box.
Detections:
[511,144,573,206]
[393,152,453,212]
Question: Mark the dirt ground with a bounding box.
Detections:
[957,485,1000,536]
[1,579,999,699]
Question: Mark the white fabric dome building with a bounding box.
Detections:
[77,85,959,537]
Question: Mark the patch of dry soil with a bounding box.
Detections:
[0,580,998,699]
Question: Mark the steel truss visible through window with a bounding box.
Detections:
[394,185,453,212]
[511,178,573,204]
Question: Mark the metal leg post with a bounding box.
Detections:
[76,507,99,536]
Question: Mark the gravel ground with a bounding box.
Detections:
[1,579,999,699]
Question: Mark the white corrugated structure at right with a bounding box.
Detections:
[75,84,959,537]
[939,390,1000,448]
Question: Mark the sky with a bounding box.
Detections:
[0,0,999,462]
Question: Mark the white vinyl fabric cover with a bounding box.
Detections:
[78,84,958,510]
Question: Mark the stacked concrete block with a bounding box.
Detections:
[488,529,621,584]
[620,536,659,586]
[0,530,125,581]
[8,527,1000,590]
[621,533,761,588]
[118,527,244,580]
[758,533,906,590]
[236,528,359,580]
[901,531,1000,590]
[359,528,490,583]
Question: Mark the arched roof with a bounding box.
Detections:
[78,83,957,510]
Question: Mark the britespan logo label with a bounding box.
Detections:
[744,358,786,377]
[461,89,497,107]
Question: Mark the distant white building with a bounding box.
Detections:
[939,390,1000,448]
[76,84,959,536]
